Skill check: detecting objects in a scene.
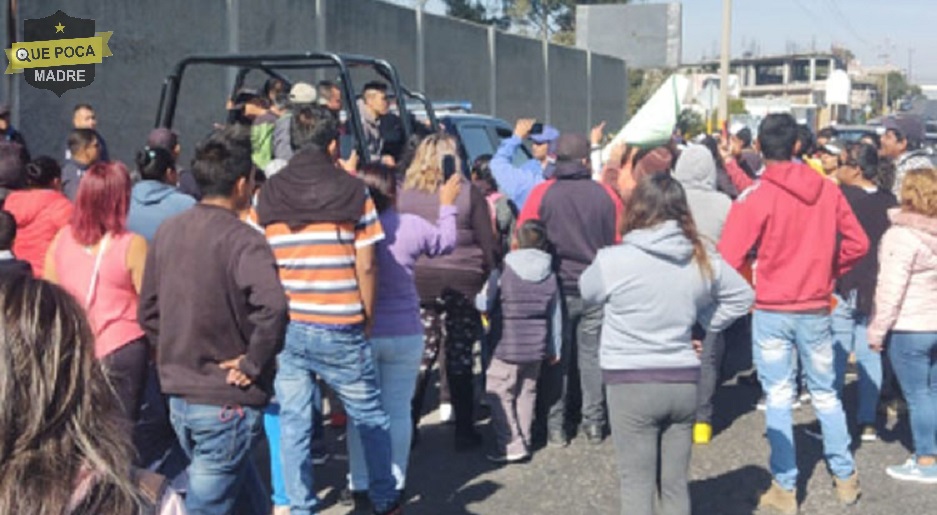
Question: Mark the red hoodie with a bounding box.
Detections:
[4,189,73,277]
[717,161,868,312]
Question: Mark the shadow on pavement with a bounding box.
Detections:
[691,464,769,515]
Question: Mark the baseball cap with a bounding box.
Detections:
[818,139,845,156]
[554,133,590,161]
[882,115,925,146]
[146,128,179,152]
[530,125,559,145]
[289,82,317,105]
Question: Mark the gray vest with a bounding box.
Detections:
[494,265,557,364]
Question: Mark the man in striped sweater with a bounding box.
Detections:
[256,105,401,515]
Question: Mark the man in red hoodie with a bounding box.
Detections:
[718,113,868,514]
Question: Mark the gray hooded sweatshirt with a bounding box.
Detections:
[673,145,733,244]
[579,221,753,382]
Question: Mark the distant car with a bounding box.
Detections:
[407,101,533,172]
[926,120,937,150]
[439,113,532,169]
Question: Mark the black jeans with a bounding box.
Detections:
[695,331,726,423]
[101,337,148,423]
[537,294,604,435]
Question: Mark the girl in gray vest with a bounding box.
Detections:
[477,220,562,463]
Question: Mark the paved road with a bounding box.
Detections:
[311,377,932,515]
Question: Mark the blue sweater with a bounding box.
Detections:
[128,181,196,242]
[490,135,544,209]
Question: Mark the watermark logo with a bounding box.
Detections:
[5,10,113,97]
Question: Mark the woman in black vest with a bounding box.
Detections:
[398,133,499,449]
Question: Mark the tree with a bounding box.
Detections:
[444,1,630,42]
[882,71,923,113]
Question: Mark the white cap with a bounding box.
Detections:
[289,82,317,105]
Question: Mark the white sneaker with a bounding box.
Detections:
[757,396,801,411]
[438,402,454,423]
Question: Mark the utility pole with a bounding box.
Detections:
[908,48,914,84]
[718,0,732,127]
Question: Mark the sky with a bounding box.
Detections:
[386,0,937,84]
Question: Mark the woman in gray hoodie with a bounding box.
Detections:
[580,173,753,515]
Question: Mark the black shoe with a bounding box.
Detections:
[583,424,604,445]
[454,429,483,451]
[339,488,369,510]
[548,428,568,448]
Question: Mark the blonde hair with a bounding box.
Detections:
[403,133,460,193]
[901,168,937,217]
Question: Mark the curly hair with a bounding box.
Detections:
[403,132,460,193]
[900,168,937,217]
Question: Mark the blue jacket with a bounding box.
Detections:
[490,135,545,209]
[128,180,196,242]
[580,221,753,375]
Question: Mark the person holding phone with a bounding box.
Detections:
[398,133,499,451]
[490,118,559,209]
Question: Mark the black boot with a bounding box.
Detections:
[450,373,482,451]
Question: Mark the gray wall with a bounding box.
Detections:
[13,0,627,165]
[422,14,491,115]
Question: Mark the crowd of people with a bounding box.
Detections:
[0,79,936,515]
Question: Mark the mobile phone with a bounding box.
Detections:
[530,122,544,135]
[442,155,457,181]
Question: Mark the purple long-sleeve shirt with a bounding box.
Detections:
[372,205,457,338]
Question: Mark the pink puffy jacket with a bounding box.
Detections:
[868,209,937,347]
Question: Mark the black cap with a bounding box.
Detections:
[554,133,590,161]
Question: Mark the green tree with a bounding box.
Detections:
[881,71,923,112]
[444,1,630,42]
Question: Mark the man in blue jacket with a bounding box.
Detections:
[491,118,558,209]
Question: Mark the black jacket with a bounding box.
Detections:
[139,204,288,407]
[836,185,898,315]
[517,160,622,297]
[0,255,32,278]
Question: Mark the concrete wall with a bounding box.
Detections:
[422,13,491,115]
[13,0,627,165]
[325,0,418,87]
[591,54,628,130]
[495,33,546,128]
[549,45,588,134]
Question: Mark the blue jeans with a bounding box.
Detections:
[832,292,882,426]
[263,403,289,507]
[169,397,266,515]
[275,322,398,514]
[889,332,937,457]
[348,334,424,491]
[752,310,855,491]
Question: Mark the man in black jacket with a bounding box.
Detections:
[139,129,288,514]
[517,133,623,446]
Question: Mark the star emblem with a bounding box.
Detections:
[55,22,65,33]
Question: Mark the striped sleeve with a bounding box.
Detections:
[355,194,385,249]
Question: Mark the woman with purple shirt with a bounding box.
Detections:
[345,164,461,499]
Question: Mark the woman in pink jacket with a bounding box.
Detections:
[869,167,937,484]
